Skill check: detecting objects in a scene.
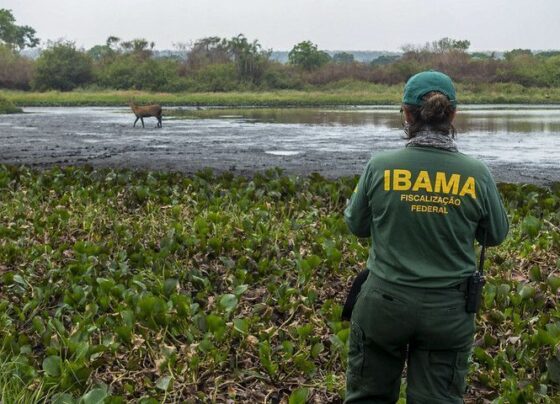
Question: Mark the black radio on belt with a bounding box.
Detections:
[465,230,487,314]
[465,270,485,313]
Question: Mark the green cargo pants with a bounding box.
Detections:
[345,272,475,404]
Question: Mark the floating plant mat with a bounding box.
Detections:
[0,166,559,402]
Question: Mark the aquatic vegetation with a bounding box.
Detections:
[0,166,558,402]
[0,95,22,114]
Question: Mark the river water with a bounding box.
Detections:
[0,106,559,184]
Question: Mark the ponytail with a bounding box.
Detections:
[404,91,456,138]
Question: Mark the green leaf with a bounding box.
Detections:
[336,328,350,345]
[296,324,313,340]
[518,285,536,300]
[258,340,278,376]
[206,314,226,337]
[497,283,511,297]
[80,387,108,404]
[234,284,249,296]
[289,387,309,404]
[547,356,560,385]
[548,276,560,293]
[483,283,496,307]
[52,393,76,404]
[13,274,26,286]
[42,355,62,377]
[282,340,295,357]
[163,278,179,296]
[529,265,542,281]
[32,316,46,334]
[219,294,238,312]
[311,342,324,358]
[521,215,541,238]
[233,318,249,334]
[156,375,173,391]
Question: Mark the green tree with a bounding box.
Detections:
[120,38,154,60]
[332,52,354,64]
[0,9,39,50]
[96,55,137,89]
[32,42,93,91]
[88,44,114,62]
[470,52,495,60]
[0,44,34,89]
[87,36,118,61]
[504,49,533,62]
[288,41,330,71]
[226,34,270,83]
[186,37,230,70]
[192,63,238,91]
[370,54,400,66]
[539,55,560,87]
[432,37,470,52]
[537,50,560,58]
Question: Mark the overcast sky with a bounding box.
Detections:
[4,0,560,51]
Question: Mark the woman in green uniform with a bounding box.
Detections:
[344,70,509,403]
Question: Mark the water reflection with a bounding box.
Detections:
[171,106,560,134]
[172,107,401,127]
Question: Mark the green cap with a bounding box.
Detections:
[402,70,457,107]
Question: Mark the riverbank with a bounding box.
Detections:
[3,83,560,107]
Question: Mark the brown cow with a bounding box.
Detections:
[130,101,163,128]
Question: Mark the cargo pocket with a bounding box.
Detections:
[347,322,365,376]
[428,350,456,391]
[450,350,470,396]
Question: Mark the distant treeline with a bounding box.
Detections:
[2,31,560,92]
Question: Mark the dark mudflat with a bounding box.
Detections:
[0,107,558,185]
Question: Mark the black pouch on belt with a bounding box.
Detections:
[341,269,369,321]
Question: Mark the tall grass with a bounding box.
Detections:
[0,356,50,404]
[0,95,22,114]
[3,82,560,107]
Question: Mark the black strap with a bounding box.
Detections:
[341,269,369,321]
[478,229,487,275]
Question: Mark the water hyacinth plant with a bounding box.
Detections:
[0,165,559,402]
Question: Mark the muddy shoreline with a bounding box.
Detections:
[0,107,558,185]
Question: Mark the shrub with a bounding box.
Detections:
[131,59,171,91]
[191,63,239,92]
[261,63,303,90]
[0,45,34,89]
[95,56,137,89]
[0,94,22,113]
[96,56,180,91]
[32,42,93,91]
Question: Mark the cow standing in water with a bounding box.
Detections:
[130,101,163,128]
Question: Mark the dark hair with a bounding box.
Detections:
[403,91,456,139]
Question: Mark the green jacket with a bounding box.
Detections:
[344,145,509,288]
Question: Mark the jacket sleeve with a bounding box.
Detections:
[476,174,509,246]
[344,161,373,238]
